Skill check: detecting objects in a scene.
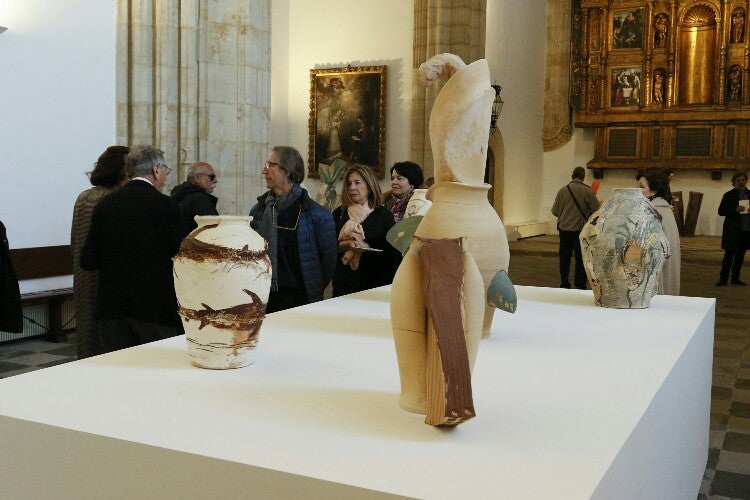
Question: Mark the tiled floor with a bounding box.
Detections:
[0,234,748,498]
[0,333,76,378]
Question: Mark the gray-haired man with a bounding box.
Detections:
[170,161,219,232]
[81,144,187,351]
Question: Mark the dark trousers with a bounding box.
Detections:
[559,230,587,289]
[99,317,179,353]
[266,287,307,313]
[720,231,750,281]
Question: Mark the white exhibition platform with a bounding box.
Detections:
[0,286,714,499]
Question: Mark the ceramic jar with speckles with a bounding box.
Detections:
[579,188,670,309]
[173,215,271,369]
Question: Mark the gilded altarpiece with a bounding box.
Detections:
[572,0,750,174]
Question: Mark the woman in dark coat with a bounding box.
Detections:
[71,146,129,358]
[332,164,400,296]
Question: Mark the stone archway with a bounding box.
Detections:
[486,130,505,219]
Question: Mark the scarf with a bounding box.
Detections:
[388,189,413,222]
[258,183,303,291]
[338,203,373,270]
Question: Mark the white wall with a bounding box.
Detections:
[486,0,548,227]
[272,0,413,196]
[0,0,116,291]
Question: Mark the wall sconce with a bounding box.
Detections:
[490,84,504,133]
[0,27,8,35]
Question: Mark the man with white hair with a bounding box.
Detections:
[170,161,219,232]
[81,144,186,351]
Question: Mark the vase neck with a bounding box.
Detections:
[427,182,491,204]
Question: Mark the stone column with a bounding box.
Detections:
[411,0,486,183]
[117,0,271,215]
[544,0,573,151]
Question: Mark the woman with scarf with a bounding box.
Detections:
[382,161,424,222]
[637,170,680,295]
[332,164,400,297]
[250,146,337,313]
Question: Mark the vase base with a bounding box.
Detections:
[189,349,256,370]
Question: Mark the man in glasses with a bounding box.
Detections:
[81,144,186,352]
[171,161,219,232]
[250,146,337,312]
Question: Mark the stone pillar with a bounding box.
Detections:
[411,0,486,183]
[117,0,271,215]
[544,0,573,151]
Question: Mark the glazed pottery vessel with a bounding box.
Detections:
[391,238,484,415]
[414,182,509,338]
[579,188,670,308]
[173,215,271,369]
[404,189,432,218]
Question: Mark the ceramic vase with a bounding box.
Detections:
[391,238,484,415]
[579,188,670,308]
[173,215,271,369]
[404,189,432,218]
[414,182,510,338]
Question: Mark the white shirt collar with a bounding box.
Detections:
[131,176,154,187]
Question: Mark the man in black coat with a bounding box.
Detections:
[81,145,187,351]
[170,161,219,232]
[716,171,750,286]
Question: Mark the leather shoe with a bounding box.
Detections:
[731,279,747,286]
[715,280,728,287]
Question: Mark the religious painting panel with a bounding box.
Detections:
[612,8,644,49]
[308,65,387,179]
[610,67,643,107]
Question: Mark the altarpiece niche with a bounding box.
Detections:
[572,0,750,175]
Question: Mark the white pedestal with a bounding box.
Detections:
[0,286,713,499]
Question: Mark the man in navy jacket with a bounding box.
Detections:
[250,146,337,312]
[81,144,186,351]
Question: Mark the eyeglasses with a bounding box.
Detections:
[264,161,280,169]
[197,173,217,181]
[159,164,172,175]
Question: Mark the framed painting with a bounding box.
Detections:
[308,65,387,179]
[611,67,642,107]
[612,8,644,49]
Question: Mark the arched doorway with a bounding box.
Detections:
[486,130,505,219]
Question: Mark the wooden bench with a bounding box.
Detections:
[9,245,73,342]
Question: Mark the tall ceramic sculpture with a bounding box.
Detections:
[391,237,484,425]
[414,54,510,338]
[391,54,509,426]
[173,215,271,369]
[579,188,670,308]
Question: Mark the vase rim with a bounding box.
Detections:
[427,182,491,191]
[195,215,251,222]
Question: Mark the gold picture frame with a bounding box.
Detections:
[308,65,387,178]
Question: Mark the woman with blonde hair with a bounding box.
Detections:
[332,164,400,296]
